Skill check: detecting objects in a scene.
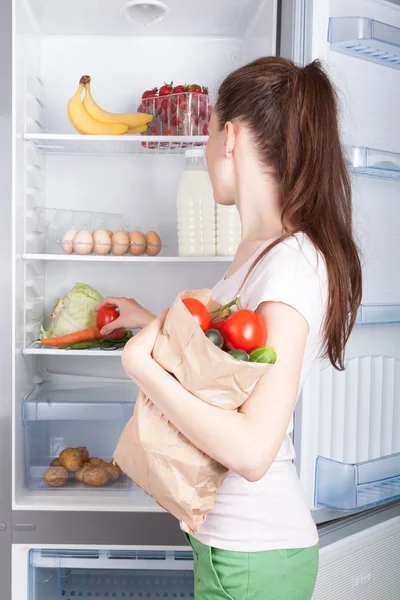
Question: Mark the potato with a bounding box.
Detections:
[59,448,83,472]
[43,466,68,487]
[76,446,89,463]
[82,466,109,487]
[50,458,61,467]
[75,462,93,482]
[103,463,121,482]
[88,457,106,467]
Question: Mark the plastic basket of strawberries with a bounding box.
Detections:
[138,82,212,144]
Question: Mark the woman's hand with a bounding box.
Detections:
[122,311,168,381]
[95,297,155,336]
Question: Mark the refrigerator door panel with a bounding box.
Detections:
[1,0,12,597]
[295,0,400,514]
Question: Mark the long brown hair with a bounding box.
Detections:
[215,57,362,370]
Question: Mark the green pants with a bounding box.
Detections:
[186,534,319,600]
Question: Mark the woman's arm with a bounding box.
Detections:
[123,300,308,482]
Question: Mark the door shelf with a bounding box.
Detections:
[23,133,208,155]
[328,17,400,69]
[22,253,233,263]
[315,453,400,511]
[356,303,400,325]
[346,146,400,179]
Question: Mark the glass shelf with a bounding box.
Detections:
[346,146,400,180]
[22,253,233,263]
[23,133,208,155]
[328,17,400,69]
[356,304,400,325]
[23,343,125,356]
[315,453,400,511]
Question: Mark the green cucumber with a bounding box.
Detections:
[228,349,250,362]
[249,345,277,364]
[205,329,224,349]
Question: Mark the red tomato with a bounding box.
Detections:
[220,309,267,353]
[181,298,211,332]
[96,307,119,331]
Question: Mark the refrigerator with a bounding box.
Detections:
[1,0,400,598]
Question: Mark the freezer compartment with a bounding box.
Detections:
[29,549,194,600]
[346,146,400,180]
[315,453,400,511]
[328,17,400,69]
[23,382,136,492]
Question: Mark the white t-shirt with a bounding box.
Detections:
[192,232,328,552]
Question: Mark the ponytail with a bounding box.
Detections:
[215,58,362,370]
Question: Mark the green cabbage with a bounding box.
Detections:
[40,283,103,340]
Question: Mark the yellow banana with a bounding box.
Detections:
[127,125,149,134]
[67,82,128,136]
[82,77,153,129]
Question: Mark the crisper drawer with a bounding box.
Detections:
[23,382,136,493]
[29,549,194,599]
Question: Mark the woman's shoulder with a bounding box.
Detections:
[244,232,328,327]
[261,232,327,280]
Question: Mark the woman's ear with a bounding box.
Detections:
[224,121,236,158]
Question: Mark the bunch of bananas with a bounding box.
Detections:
[67,75,153,135]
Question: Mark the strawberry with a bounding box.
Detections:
[161,97,172,112]
[172,117,184,131]
[155,97,164,111]
[142,88,158,99]
[202,123,209,135]
[173,84,188,94]
[159,81,174,96]
[164,127,173,136]
[189,84,202,93]
[137,103,145,113]
[202,86,209,94]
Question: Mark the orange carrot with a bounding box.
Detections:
[41,328,102,347]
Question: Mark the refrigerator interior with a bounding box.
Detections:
[13,0,278,511]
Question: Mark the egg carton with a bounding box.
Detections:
[33,208,162,256]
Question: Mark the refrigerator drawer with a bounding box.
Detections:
[23,382,136,493]
[29,549,194,599]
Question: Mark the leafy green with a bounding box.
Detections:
[40,283,103,340]
[60,331,133,350]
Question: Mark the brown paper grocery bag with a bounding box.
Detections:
[114,289,272,533]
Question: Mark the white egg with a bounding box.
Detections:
[73,230,93,255]
[93,229,111,255]
[61,229,77,254]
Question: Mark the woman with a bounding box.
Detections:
[97,57,362,600]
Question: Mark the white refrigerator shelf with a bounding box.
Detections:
[23,343,125,356]
[328,17,400,69]
[315,453,400,511]
[356,303,400,325]
[346,146,400,179]
[23,133,208,155]
[22,253,233,263]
